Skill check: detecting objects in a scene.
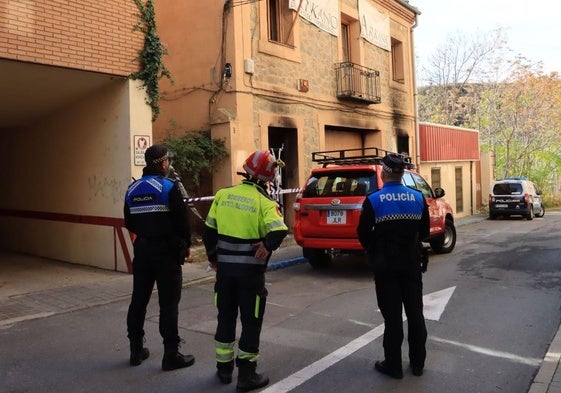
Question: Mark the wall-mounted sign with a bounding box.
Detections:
[289,0,339,37]
[359,0,391,51]
[134,135,150,166]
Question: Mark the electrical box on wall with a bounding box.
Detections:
[244,59,255,74]
[297,79,309,92]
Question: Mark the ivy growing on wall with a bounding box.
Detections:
[163,130,229,192]
[130,0,171,122]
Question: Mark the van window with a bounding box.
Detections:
[493,183,523,195]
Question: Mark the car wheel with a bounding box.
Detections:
[535,204,545,218]
[430,219,456,254]
[526,206,534,220]
[303,248,331,269]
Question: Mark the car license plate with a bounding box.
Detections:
[495,204,508,208]
[327,210,346,224]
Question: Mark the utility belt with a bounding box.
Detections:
[216,239,267,266]
[135,236,187,265]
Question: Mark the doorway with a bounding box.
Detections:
[268,127,298,232]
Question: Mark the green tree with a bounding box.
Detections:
[475,59,561,195]
[162,130,229,194]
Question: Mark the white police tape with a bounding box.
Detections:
[185,187,302,203]
[269,187,303,195]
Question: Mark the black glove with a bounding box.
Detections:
[419,243,429,273]
[171,236,188,265]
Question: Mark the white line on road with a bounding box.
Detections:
[431,336,541,366]
[262,287,456,393]
[261,324,385,393]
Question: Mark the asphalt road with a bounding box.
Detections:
[1,213,561,393]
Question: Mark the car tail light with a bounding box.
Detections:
[524,193,530,204]
[489,194,494,202]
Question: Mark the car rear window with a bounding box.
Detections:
[493,182,523,195]
[303,171,378,197]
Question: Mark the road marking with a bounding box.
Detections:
[423,286,456,321]
[431,336,541,366]
[348,319,375,328]
[0,312,55,327]
[261,325,385,393]
[262,287,455,393]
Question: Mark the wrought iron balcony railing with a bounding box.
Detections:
[335,62,381,104]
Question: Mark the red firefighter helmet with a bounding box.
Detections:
[243,150,278,182]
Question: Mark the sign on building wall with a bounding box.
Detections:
[134,135,150,166]
[358,0,391,51]
[289,0,339,37]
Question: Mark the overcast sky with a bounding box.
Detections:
[411,0,561,77]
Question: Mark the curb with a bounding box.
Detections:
[267,256,306,271]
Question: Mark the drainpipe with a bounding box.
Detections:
[411,16,421,170]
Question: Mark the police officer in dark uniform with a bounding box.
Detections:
[357,154,430,379]
[203,150,288,392]
[124,144,195,371]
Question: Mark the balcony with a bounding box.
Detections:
[335,62,381,104]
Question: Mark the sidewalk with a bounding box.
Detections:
[1,214,559,393]
[0,235,302,327]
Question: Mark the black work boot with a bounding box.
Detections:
[162,351,195,371]
[374,360,403,379]
[216,361,234,384]
[129,340,150,366]
[236,360,269,392]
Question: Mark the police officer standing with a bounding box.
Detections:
[124,144,195,371]
[356,154,430,379]
[203,150,288,392]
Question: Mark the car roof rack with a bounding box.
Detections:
[312,147,413,168]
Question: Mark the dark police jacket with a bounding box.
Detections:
[356,181,430,272]
[124,167,191,256]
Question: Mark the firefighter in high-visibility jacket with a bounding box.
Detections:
[203,150,288,392]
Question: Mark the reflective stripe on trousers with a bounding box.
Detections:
[215,340,235,363]
[238,348,259,363]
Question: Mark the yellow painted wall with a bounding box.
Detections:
[0,80,150,271]
[419,161,478,219]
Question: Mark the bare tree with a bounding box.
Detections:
[418,29,507,125]
[418,29,561,201]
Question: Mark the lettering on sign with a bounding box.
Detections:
[379,192,416,202]
[358,0,391,51]
[134,135,151,166]
[289,0,339,36]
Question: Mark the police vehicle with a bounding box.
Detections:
[489,177,545,220]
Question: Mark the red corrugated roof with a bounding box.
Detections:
[420,123,480,161]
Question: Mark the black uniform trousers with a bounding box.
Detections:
[127,237,183,352]
[214,270,267,355]
[374,267,427,370]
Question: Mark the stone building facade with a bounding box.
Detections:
[153,0,420,229]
